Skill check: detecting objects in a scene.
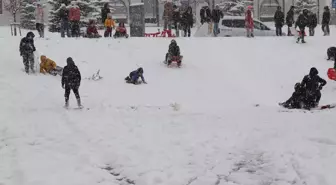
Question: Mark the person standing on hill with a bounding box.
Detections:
[274,6,284,36]
[181,6,193,37]
[59,4,71,38]
[69,1,81,37]
[245,6,254,37]
[307,11,317,36]
[212,5,223,37]
[172,5,180,37]
[286,6,295,36]
[295,9,309,43]
[35,3,45,38]
[322,6,330,36]
[62,57,82,108]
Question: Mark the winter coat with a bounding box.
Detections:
[295,13,308,29]
[181,11,193,28]
[104,18,115,28]
[301,68,326,95]
[172,8,180,23]
[283,83,306,109]
[286,9,294,26]
[274,10,284,26]
[116,26,126,33]
[69,6,80,21]
[168,43,180,56]
[101,6,111,24]
[35,6,44,24]
[200,6,212,23]
[40,55,56,74]
[322,10,330,24]
[308,14,317,28]
[129,70,145,84]
[19,33,36,55]
[59,8,69,21]
[245,9,254,28]
[62,60,81,89]
[87,25,98,35]
[163,2,173,21]
[212,9,223,23]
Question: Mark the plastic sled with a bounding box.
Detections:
[327,68,336,80]
[165,56,183,68]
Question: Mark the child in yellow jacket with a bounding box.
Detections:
[40,55,63,76]
[104,13,115,37]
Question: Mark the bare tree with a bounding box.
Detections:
[4,0,22,36]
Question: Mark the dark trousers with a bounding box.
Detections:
[309,27,315,36]
[60,20,71,38]
[183,25,191,37]
[36,23,44,38]
[22,53,35,73]
[71,20,80,37]
[104,27,112,37]
[65,87,80,102]
[275,25,282,36]
[287,25,293,36]
[297,28,305,43]
[322,24,330,35]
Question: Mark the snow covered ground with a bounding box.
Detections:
[1,26,336,185]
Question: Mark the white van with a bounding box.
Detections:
[218,16,285,37]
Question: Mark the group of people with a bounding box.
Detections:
[58,2,81,38]
[273,5,331,43]
[199,4,224,37]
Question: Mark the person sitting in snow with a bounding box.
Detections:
[40,55,63,76]
[86,19,102,38]
[125,67,147,85]
[114,22,129,38]
[104,13,115,37]
[279,82,306,109]
[165,39,182,66]
[301,67,327,109]
[19,31,36,74]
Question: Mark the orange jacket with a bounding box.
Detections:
[40,55,56,74]
[104,18,115,28]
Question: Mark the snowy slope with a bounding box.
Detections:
[1,26,336,185]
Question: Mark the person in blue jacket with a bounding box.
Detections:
[125,67,147,84]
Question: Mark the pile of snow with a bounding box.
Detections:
[1,26,336,185]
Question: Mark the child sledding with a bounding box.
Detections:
[114,22,129,38]
[164,39,183,67]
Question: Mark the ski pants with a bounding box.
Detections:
[173,21,179,37]
[36,23,44,38]
[22,53,35,73]
[309,27,315,36]
[60,20,71,38]
[246,27,254,37]
[104,27,113,37]
[183,25,191,37]
[65,86,80,102]
[322,24,330,35]
[305,90,321,108]
[298,28,305,42]
[275,25,282,36]
[71,20,80,37]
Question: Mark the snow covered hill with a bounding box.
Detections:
[1,27,336,185]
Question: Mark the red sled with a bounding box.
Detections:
[327,68,336,80]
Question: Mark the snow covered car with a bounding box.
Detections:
[218,16,285,37]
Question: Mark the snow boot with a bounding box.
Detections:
[64,100,69,108]
[77,98,83,108]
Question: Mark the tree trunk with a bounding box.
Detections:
[13,13,17,36]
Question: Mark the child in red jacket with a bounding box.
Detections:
[114,22,129,38]
[86,20,101,38]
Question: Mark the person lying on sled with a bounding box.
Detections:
[125,67,147,85]
[165,39,182,66]
[280,82,306,109]
[40,55,63,76]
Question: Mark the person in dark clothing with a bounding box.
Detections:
[19,32,36,74]
[286,6,295,36]
[125,67,147,85]
[327,47,336,60]
[172,5,180,37]
[301,67,327,109]
[101,3,111,24]
[212,5,224,37]
[322,6,330,36]
[200,5,212,24]
[274,6,284,36]
[59,5,71,38]
[307,12,317,36]
[280,82,306,109]
[295,9,309,43]
[165,39,182,66]
[181,6,193,37]
[61,57,82,108]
